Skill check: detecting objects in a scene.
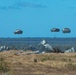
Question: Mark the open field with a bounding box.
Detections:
[0,50,76,75]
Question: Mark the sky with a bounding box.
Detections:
[0,0,76,38]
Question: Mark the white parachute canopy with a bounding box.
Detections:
[39,39,46,45]
[44,44,53,51]
[38,39,53,52]
[64,47,75,53]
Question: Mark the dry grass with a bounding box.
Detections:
[0,50,76,75]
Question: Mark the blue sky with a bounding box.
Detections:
[0,0,76,37]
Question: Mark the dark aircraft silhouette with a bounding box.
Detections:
[51,28,60,32]
[14,29,23,34]
[62,28,71,33]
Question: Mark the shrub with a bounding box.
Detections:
[41,57,50,62]
[0,62,10,72]
[0,57,10,73]
[0,57,4,62]
[34,59,37,62]
[66,63,76,70]
[68,58,71,61]
[62,58,67,61]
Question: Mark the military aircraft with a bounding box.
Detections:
[14,29,23,34]
[50,28,60,38]
[62,28,71,33]
[51,28,60,32]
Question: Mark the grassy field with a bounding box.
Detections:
[0,50,76,75]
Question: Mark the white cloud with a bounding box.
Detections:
[0,1,47,10]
